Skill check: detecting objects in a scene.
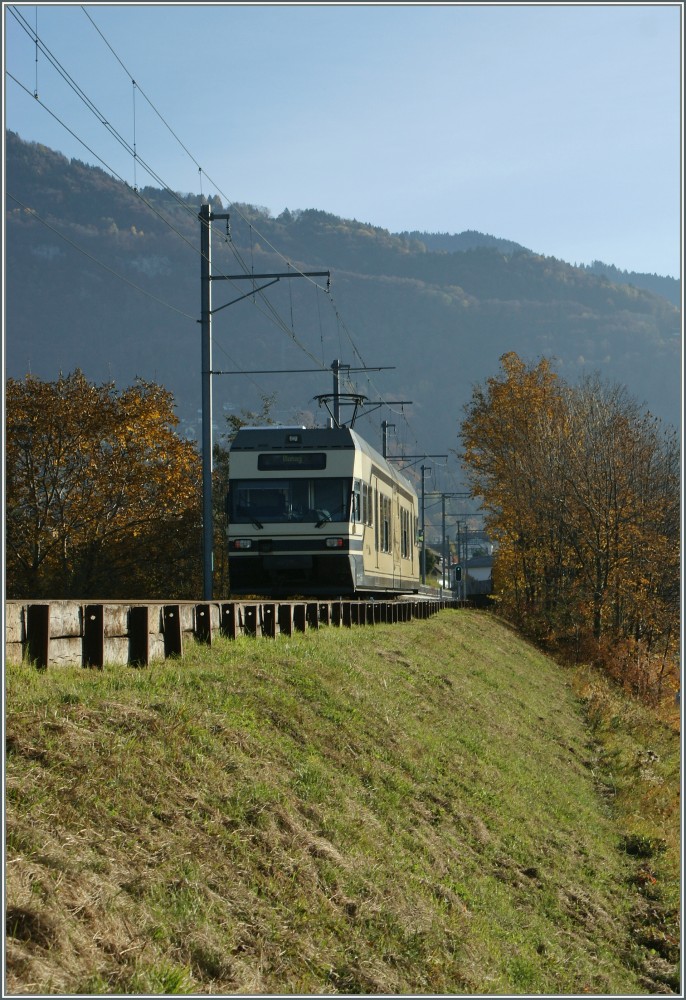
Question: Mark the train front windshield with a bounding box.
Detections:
[229,477,352,524]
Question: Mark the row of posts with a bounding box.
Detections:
[15,597,459,670]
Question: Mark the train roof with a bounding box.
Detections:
[229,425,417,498]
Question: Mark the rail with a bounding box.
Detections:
[5,596,461,670]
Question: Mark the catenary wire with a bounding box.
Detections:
[6,188,273,398]
[12,2,372,375]
[7,63,327,370]
[74,6,374,365]
[10,5,418,437]
[74,7,334,295]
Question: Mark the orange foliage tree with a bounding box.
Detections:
[459,353,679,695]
[6,371,202,598]
[460,352,566,634]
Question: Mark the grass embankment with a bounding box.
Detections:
[5,610,680,995]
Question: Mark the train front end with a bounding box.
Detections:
[226,426,359,596]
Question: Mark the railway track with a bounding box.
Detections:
[5,594,462,670]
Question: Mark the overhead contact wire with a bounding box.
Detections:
[77,7,365,373]
[11,6,377,389]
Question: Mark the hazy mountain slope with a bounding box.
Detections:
[395,232,680,309]
[5,132,681,463]
[582,260,680,308]
[395,229,530,256]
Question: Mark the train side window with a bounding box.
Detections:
[401,508,410,558]
[361,482,372,526]
[352,480,362,522]
[374,488,379,550]
[380,495,391,552]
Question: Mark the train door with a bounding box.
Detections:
[373,477,380,570]
[392,489,402,586]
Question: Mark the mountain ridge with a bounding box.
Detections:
[394,228,679,305]
[5,131,681,463]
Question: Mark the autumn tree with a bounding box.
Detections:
[6,371,202,598]
[459,353,679,697]
[550,376,680,647]
[459,352,565,635]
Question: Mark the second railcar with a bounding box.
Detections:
[226,425,420,596]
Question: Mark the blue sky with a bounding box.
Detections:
[4,2,683,278]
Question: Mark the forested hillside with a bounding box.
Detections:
[398,230,680,308]
[5,131,681,461]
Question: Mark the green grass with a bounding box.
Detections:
[571,662,681,987]
[5,610,680,994]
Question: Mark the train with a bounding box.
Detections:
[226,424,420,597]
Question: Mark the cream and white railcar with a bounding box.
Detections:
[227,425,419,596]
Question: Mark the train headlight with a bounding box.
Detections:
[326,538,344,548]
[232,539,253,550]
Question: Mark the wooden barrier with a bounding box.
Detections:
[5,596,460,669]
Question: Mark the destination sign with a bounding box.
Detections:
[258,453,327,471]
